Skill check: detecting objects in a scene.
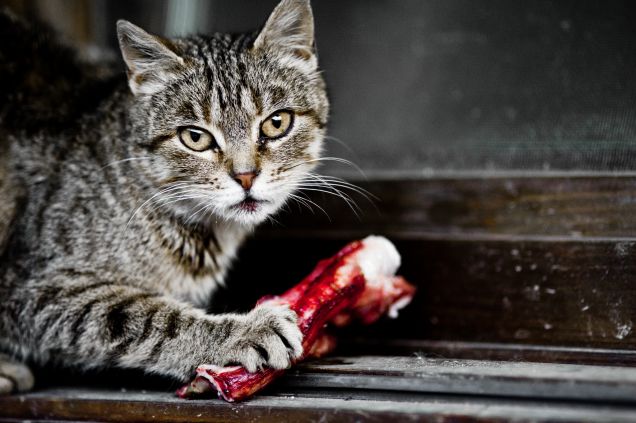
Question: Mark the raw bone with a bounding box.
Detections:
[177,236,415,402]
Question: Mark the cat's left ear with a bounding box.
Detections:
[252,0,317,68]
[117,20,185,96]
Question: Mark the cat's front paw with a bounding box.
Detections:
[221,303,303,373]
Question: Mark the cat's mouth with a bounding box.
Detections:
[233,196,268,213]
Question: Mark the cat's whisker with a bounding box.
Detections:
[305,172,377,200]
[294,185,362,219]
[279,159,376,217]
[301,180,374,202]
[185,201,213,231]
[149,182,216,202]
[287,193,317,215]
[309,156,366,174]
[264,213,283,227]
[289,194,316,214]
[100,156,153,170]
[282,157,366,178]
[151,194,210,212]
[149,188,222,220]
[296,174,370,217]
[304,174,378,203]
[323,135,357,156]
[296,184,359,208]
[124,184,190,231]
[142,190,208,215]
[281,173,366,217]
[285,193,310,214]
[280,201,295,214]
[201,202,225,229]
[151,188,213,205]
[288,192,331,221]
[123,183,205,233]
[184,199,220,227]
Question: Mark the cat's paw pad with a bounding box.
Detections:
[222,303,303,373]
[0,358,34,395]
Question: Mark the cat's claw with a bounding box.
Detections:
[0,355,34,395]
[221,303,303,373]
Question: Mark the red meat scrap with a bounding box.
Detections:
[177,236,416,402]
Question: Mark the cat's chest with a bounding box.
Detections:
[149,223,248,308]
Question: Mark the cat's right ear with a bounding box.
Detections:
[116,20,185,96]
[252,0,317,69]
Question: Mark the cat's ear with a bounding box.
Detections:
[253,0,316,67]
[116,20,185,96]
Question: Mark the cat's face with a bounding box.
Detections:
[118,0,328,226]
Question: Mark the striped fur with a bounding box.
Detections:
[0,0,327,392]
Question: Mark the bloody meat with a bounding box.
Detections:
[177,236,415,402]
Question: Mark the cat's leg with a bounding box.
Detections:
[15,275,303,381]
[0,353,34,395]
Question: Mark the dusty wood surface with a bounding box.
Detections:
[340,339,636,366]
[3,385,636,423]
[6,349,636,421]
[285,355,636,403]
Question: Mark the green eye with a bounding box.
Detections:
[260,110,294,140]
[178,127,216,152]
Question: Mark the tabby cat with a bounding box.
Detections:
[0,0,329,394]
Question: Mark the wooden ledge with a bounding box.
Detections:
[3,354,636,422]
[5,387,636,423]
[286,355,636,403]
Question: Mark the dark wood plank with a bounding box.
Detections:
[339,340,636,366]
[285,355,636,403]
[393,237,636,348]
[3,385,636,423]
[260,176,636,237]
[222,236,636,349]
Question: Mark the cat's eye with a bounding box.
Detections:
[260,110,294,140]
[178,127,217,152]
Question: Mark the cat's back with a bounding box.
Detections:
[0,8,126,251]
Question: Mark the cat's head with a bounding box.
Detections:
[117,0,328,226]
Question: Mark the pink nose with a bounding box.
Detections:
[233,171,257,191]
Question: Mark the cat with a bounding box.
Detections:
[0,0,329,394]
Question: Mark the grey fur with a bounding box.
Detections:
[0,0,327,391]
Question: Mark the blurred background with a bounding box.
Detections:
[3,0,636,177]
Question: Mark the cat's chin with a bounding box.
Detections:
[172,197,281,228]
[221,198,281,227]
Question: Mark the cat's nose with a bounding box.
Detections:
[233,171,258,191]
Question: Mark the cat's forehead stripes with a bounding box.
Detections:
[175,101,197,121]
[168,34,264,138]
[176,33,319,120]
